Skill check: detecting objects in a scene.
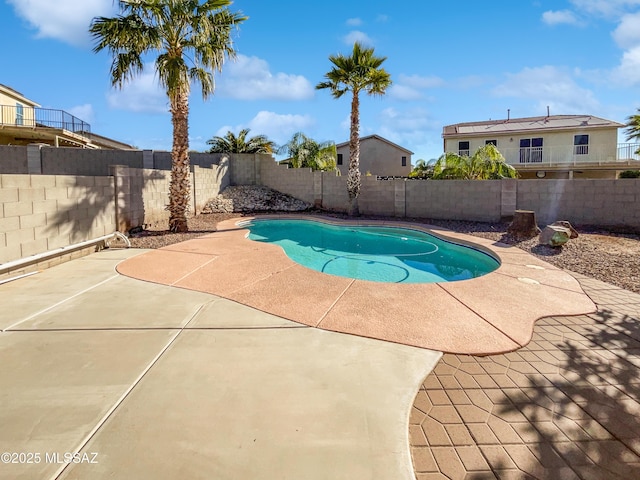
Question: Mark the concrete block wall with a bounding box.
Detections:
[193,161,229,214]
[260,159,316,204]
[405,180,501,222]
[152,151,225,170]
[320,174,349,211]
[518,179,640,226]
[0,146,28,173]
[0,173,115,264]
[41,147,143,175]
[359,177,397,216]
[230,154,265,185]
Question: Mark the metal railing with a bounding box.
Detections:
[484,144,640,166]
[0,104,90,134]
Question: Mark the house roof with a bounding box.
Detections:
[0,83,40,107]
[336,134,414,154]
[443,115,624,137]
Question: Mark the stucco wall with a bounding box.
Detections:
[444,127,620,165]
[336,138,412,177]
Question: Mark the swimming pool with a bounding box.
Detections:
[243,219,499,283]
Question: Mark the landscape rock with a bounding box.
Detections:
[551,220,579,239]
[539,225,571,247]
[202,185,312,213]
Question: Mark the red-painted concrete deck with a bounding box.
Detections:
[116,215,597,354]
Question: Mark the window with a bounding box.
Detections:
[485,140,497,146]
[519,137,543,163]
[15,103,24,126]
[401,156,407,167]
[574,134,589,155]
[458,141,470,156]
[337,153,343,165]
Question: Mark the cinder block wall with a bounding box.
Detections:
[260,159,317,204]
[518,179,640,226]
[359,177,396,216]
[193,162,229,214]
[0,173,115,264]
[0,146,29,173]
[41,147,143,175]
[406,180,503,222]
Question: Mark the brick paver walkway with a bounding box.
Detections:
[410,273,640,479]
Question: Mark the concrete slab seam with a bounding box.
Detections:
[49,301,208,480]
[225,263,298,296]
[315,278,356,328]
[435,283,524,351]
[1,274,120,332]
[170,256,219,286]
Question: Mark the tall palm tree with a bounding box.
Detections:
[207,128,275,154]
[278,132,337,171]
[90,0,246,232]
[625,108,640,155]
[432,144,518,180]
[316,42,392,215]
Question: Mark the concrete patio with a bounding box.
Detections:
[0,249,440,480]
[0,222,638,479]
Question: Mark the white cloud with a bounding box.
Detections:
[106,66,167,114]
[220,111,315,145]
[389,74,444,101]
[612,45,640,85]
[344,30,373,46]
[376,14,389,22]
[7,0,114,47]
[346,17,363,26]
[542,10,580,26]
[388,85,425,101]
[612,12,640,49]
[218,55,314,101]
[493,66,599,113]
[398,74,444,89]
[568,0,640,18]
[67,104,94,124]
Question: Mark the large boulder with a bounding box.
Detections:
[539,225,571,247]
[551,220,579,239]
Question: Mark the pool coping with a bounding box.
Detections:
[116,214,597,355]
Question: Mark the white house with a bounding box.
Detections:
[336,134,413,177]
[442,114,639,179]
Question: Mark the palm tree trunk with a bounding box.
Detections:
[168,90,191,232]
[347,91,361,216]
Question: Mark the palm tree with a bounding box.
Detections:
[90,0,246,232]
[432,144,518,180]
[316,42,392,215]
[207,128,276,154]
[278,132,337,171]
[625,108,640,155]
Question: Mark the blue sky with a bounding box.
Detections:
[1,0,639,162]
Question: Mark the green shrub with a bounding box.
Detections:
[619,170,640,178]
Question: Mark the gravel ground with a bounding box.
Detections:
[128,211,640,294]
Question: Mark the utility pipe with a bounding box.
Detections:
[0,232,130,276]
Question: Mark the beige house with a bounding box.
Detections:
[0,84,133,149]
[336,134,412,177]
[443,114,639,179]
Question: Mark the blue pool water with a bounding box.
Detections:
[244,219,499,284]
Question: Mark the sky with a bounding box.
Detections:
[1,0,639,163]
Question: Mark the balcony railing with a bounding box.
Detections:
[479,143,640,166]
[0,104,90,134]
